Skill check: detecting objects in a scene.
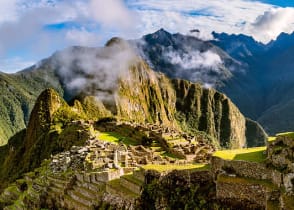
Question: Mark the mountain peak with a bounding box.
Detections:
[25,88,63,147]
[143,28,173,46]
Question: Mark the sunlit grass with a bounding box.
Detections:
[218,174,277,189]
[98,132,137,145]
[268,136,277,142]
[213,147,266,163]
[141,164,210,172]
[276,132,294,138]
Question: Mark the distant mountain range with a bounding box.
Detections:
[0,28,293,145]
[134,29,294,134]
[0,38,266,147]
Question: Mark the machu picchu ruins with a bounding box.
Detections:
[0,118,293,209]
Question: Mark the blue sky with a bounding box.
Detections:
[256,0,294,7]
[0,0,294,73]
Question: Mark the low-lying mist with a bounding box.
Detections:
[51,38,138,104]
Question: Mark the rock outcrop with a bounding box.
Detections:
[116,60,266,148]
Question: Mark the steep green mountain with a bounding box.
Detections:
[0,66,63,145]
[0,88,111,190]
[116,62,265,148]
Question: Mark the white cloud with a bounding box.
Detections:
[162,48,226,86]
[0,0,136,72]
[0,0,19,24]
[54,40,138,101]
[188,30,214,41]
[89,0,135,29]
[1,0,294,73]
[128,0,294,42]
[66,28,100,46]
[165,50,222,70]
[248,7,294,43]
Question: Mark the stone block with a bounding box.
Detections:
[271,170,283,187]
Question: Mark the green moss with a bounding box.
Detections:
[213,147,266,163]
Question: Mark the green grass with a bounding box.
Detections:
[276,132,294,138]
[268,136,277,142]
[218,174,277,189]
[213,147,266,163]
[122,174,143,186]
[107,179,139,198]
[98,132,137,145]
[161,151,183,159]
[141,164,210,172]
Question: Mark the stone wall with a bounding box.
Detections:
[140,169,216,210]
[211,156,271,180]
[211,156,284,188]
[2,134,293,210]
[267,135,294,194]
[216,174,267,208]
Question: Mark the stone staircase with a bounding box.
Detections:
[45,173,102,210]
[106,171,144,200]
[1,168,144,210]
[47,174,68,196]
[0,175,48,210]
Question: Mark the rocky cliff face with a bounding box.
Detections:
[115,60,265,149]
[172,79,246,148]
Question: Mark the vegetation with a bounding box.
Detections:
[122,174,143,186]
[0,70,64,145]
[213,147,266,162]
[217,174,278,189]
[141,164,209,172]
[276,132,294,138]
[281,195,294,210]
[268,136,277,142]
[141,165,216,210]
[98,132,137,145]
[107,179,139,198]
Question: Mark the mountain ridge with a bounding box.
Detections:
[0,51,267,189]
[133,29,294,134]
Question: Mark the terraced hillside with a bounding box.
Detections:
[1,132,292,210]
